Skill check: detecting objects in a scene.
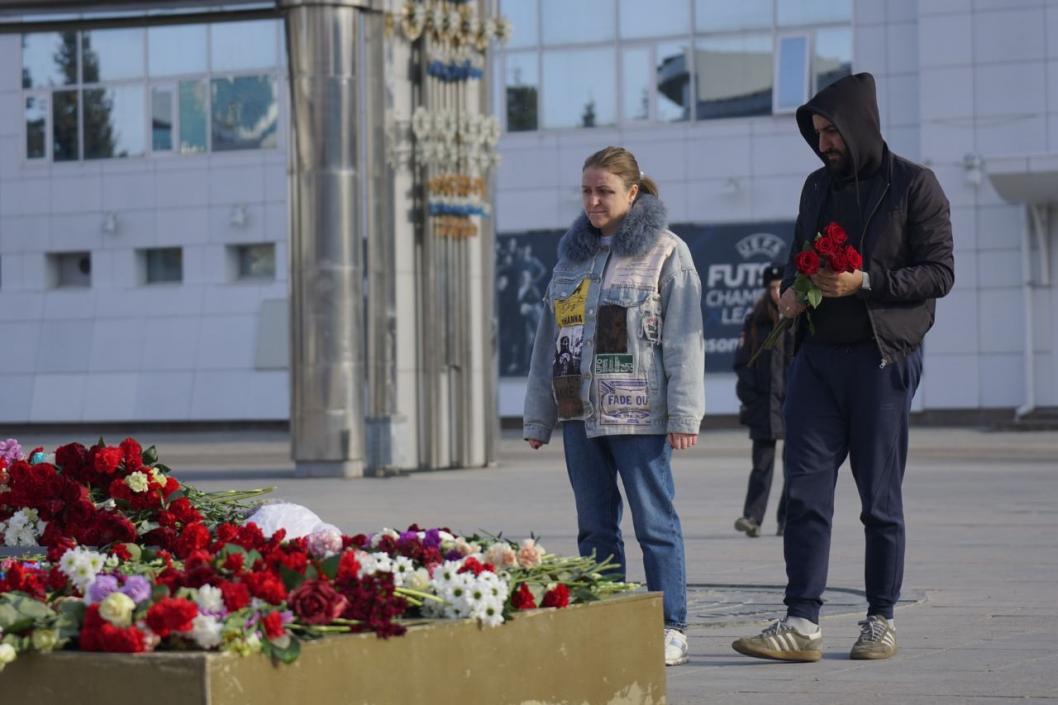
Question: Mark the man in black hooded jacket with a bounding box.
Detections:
[732,73,954,663]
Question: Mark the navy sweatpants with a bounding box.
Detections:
[782,340,923,622]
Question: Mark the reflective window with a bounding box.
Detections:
[695,34,772,120]
[777,0,852,27]
[211,20,278,72]
[82,29,144,83]
[775,35,809,112]
[49,252,91,288]
[619,0,689,39]
[25,96,47,159]
[501,0,538,48]
[51,89,79,161]
[505,52,539,131]
[621,47,650,121]
[542,48,615,128]
[21,32,75,88]
[84,85,145,159]
[151,87,173,151]
[656,41,692,122]
[234,243,276,280]
[148,24,208,76]
[814,27,852,92]
[179,80,209,153]
[142,247,183,284]
[695,0,772,31]
[211,76,277,151]
[541,0,615,45]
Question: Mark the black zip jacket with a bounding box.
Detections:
[734,306,794,441]
[783,72,955,366]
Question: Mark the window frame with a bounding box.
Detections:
[493,0,854,133]
[18,18,284,165]
[772,31,811,115]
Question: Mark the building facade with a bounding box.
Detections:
[0,0,1056,424]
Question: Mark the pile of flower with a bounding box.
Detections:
[0,438,632,671]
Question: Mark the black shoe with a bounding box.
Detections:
[734,516,761,538]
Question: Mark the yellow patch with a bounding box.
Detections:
[554,279,590,328]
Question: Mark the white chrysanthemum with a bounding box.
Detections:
[149,467,166,485]
[0,643,16,668]
[190,615,222,649]
[407,567,430,592]
[2,509,46,547]
[473,597,505,627]
[105,553,120,569]
[391,556,415,586]
[370,552,394,574]
[196,585,225,615]
[125,471,149,493]
[369,528,400,549]
[59,546,106,592]
[356,551,377,577]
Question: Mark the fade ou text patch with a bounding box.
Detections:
[598,378,651,426]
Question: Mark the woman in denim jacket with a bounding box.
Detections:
[523,146,705,666]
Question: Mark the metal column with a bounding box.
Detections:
[283,0,382,477]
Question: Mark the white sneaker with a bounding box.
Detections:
[664,628,689,666]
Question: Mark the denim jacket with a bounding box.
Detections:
[523,195,705,442]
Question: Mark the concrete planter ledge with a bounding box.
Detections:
[4,592,667,705]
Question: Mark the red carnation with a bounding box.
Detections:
[120,438,143,473]
[458,556,487,576]
[823,221,848,244]
[261,611,286,639]
[541,584,571,609]
[81,605,147,653]
[794,250,821,276]
[175,523,211,559]
[220,581,252,612]
[244,570,287,605]
[289,579,348,626]
[223,552,246,574]
[510,582,536,610]
[337,551,361,581]
[145,597,198,638]
[93,447,124,475]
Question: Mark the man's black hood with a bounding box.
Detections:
[796,72,885,179]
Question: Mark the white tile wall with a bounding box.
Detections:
[976,205,1024,250]
[0,321,41,372]
[141,316,200,370]
[208,166,267,205]
[89,318,144,372]
[919,67,974,120]
[684,135,752,179]
[886,0,919,23]
[919,13,973,67]
[921,353,979,408]
[82,373,139,421]
[196,315,257,369]
[978,287,1025,353]
[855,0,886,26]
[1049,4,1058,59]
[974,8,1048,63]
[102,172,157,211]
[135,371,194,419]
[929,290,980,354]
[0,178,50,216]
[886,23,920,75]
[30,373,86,422]
[156,169,210,208]
[0,374,34,421]
[978,353,1025,406]
[0,91,19,139]
[0,38,20,93]
[976,247,1024,288]
[974,62,1047,117]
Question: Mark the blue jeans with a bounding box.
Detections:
[562,422,688,630]
[783,341,923,622]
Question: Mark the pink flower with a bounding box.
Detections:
[484,542,517,569]
[516,538,545,569]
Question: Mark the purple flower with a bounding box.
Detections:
[423,529,442,549]
[398,530,418,544]
[87,575,120,604]
[121,575,152,605]
[444,549,463,561]
[0,439,23,465]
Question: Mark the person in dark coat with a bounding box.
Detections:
[732,72,954,663]
[733,264,793,538]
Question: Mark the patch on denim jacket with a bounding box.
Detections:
[598,378,651,425]
[553,376,583,418]
[595,354,634,375]
[596,305,627,353]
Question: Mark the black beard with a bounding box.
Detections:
[825,153,851,177]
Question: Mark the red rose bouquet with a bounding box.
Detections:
[748,222,863,365]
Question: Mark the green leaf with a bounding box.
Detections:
[56,601,86,640]
[317,555,341,581]
[279,565,307,592]
[807,288,823,308]
[0,603,22,630]
[274,636,301,665]
[152,584,171,601]
[142,446,159,466]
[793,276,811,295]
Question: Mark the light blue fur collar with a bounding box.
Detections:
[558,194,668,263]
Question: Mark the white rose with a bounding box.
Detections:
[98,592,136,628]
[0,643,16,669]
[125,471,150,493]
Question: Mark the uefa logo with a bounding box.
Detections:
[735,232,786,261]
